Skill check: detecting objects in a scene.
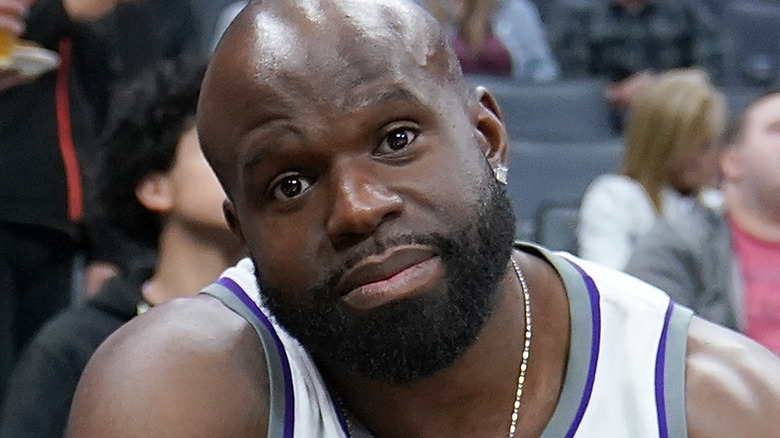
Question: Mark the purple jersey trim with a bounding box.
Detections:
[655,301,675,438]
[334,399,351,436]
[564,260,602,438]
[216,277,296,438]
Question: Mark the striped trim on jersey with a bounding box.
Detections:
[538,248,601,438]
[533,245,691,438]
[656,300,692,438]
[201,278,296,438]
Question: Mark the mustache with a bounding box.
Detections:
[313,231,462,298]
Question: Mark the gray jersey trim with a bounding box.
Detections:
[201,281,294,438]
[660,303,693,437]
[525,244,600,438]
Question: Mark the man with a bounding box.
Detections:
[626,91,780,354]
[0,58,243,437]
[67,1,780,437]
[548,0,723,117]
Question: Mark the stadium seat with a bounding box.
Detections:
[721,1,780,88]
[505,138,623,241]
[722,86,766,118]
[533,201,581,254]
[466,76,615,143]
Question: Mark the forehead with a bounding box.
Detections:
[746,94,780,128]
[252,0,443,69]
[235,1,452,93]
[197,0,463,179]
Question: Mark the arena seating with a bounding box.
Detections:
[505,138,624,246]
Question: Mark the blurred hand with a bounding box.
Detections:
[605,70,656,110]
[0,0,30,92]
[0,68,35,91]
[0,0,26,36]
[64,0,135,21]
[83,261,120,297]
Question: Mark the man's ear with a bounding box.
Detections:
[223,199,246,245]
[135,173,173,213]
[472,86,509,173]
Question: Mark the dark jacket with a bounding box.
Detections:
[0,268,151,438]
[0,0,101,236]
[625,205,741,330]
[0,0,200,245]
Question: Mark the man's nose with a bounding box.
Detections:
[325,160,403,248]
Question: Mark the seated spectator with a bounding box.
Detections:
[549,0,724,118]
[0,58,243,438]
[626,91,780,354]
[577,69,726,270]
[443,0,559,81]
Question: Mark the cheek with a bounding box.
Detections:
[396,142,489,222]
[243,214,323,290]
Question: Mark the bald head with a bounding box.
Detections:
[192,2,513,383]
[197,0,467,193]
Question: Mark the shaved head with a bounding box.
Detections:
[198,0,466,195]
[194,0,514,383]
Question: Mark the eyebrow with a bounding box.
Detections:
[343,86,425,112]
[242,144,277,177]
[239,118,297,179]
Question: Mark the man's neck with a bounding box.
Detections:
[725,187,780,243]
[143,223,243,306]
[324,250,571,438]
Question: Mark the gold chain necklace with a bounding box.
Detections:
[508,258,532,438]
[339,258,532,438]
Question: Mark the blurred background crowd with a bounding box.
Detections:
[2,0,780,436]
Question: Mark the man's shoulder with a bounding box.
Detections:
[67,294,269,437]
[98,294,258,358]
[684,317,780,437]
[80,294,267,384]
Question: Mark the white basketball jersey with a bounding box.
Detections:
[202,244,692,437]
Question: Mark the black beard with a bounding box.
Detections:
[255,172,516,384]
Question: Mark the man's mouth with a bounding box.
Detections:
[335,245,445,311]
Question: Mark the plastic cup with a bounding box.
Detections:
[0,30,15,68]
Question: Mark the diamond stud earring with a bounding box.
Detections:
[494,165,508,185]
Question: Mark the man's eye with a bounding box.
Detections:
[271,174,312,201]
[379,128,418,153]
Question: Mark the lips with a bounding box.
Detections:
[335,246,445,311]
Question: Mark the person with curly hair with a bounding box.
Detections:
[0,57,243,438]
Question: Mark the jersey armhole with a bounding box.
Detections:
[201,280,295,438]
